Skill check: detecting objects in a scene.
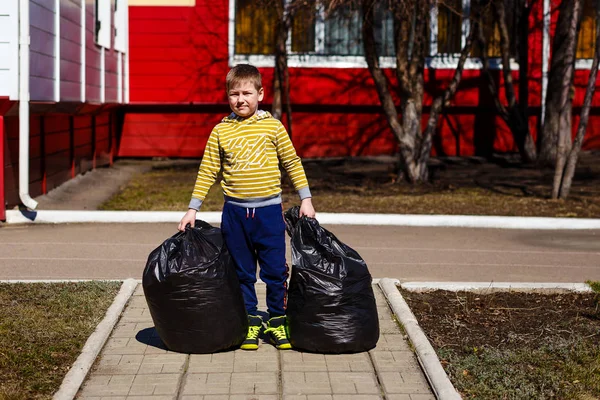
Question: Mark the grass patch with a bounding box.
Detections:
[0,281,122,400]
[438,340,600,399]
[98,154,600,217]
[401,288,600,399]
[586,280,600,294]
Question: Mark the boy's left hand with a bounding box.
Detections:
[299,198,316,219]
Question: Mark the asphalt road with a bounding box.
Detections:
[1,223,599,282]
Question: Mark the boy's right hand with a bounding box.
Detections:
[178,209,197,232]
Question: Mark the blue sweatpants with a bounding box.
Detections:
[221,202,288,318]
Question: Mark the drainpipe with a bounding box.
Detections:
[541,0,550,123]
[19,0,37,210]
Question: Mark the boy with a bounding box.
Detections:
[178,64,315,351]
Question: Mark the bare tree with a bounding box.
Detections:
[538,0,583,166]
[552,0,600,199]
[476,0,537,163]
[358,0,477,182]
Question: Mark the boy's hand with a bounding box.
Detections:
[178,209,197,231]
[299,198,316,219]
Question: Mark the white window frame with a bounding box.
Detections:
[229,0,517,70]
[95,0,111,48]
[575,59,598,69]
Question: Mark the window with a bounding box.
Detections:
[235,0,277,54]
[233,0,392,60]
[374,2,395,57]
[437,0,462,55]
[470,3,503,58]
[577,0,596,59]
[291,3,316,53]
[230,0,516,69]
[429,0,519,68]
[469,1,520,59]
[324,5,363,56]
[95,0,111,48]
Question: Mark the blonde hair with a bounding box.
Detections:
[226,64,262,92]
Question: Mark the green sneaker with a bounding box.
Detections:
[264,316,292,350]
[241,315,263,350]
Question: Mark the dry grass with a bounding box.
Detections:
[99,152,600,218]
[0,282,121,399]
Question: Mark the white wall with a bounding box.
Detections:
[2,0,129,104]
[84,0,102,102]
[60,0,82,101]
[29,0,57,101]
[105,0,119,103]
[0,2,19,100]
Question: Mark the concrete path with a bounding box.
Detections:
[33,161,153,210]
[76,283,433,400]
[1,222,598,282]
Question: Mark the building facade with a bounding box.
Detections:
[1,0,128,219]
[119,0,600,160]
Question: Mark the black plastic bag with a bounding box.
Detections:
[284,206,379,353]
[142,220,248,354]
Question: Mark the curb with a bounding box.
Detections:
[5,209,600,229]
[378,278,462,400]
[52,278,138,400]
[0,279,124,283]
[401,281,593,293]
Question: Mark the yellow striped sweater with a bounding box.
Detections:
[188,110,311,210]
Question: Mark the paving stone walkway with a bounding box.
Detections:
[76,283,434,400]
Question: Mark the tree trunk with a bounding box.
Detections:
[362,0,419,182]
[363,0,477,183]
[401,98,421,181]
[555,0,600,199]
[540,0,581,166]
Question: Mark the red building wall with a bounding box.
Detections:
[2,107,117,208]
[120,0,600,159]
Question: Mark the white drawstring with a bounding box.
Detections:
[245,208,256,219]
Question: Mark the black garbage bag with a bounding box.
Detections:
[142,220,248,354]
[284,206,379,353]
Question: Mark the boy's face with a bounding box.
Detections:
[228,80,264,119]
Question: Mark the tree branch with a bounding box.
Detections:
[494,0,536,162]
[362,0,404,141]
[494,0,517,108]
[419,17,478,168]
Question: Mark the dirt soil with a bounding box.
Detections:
[400,288,600,398]
[400,289,600,351]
